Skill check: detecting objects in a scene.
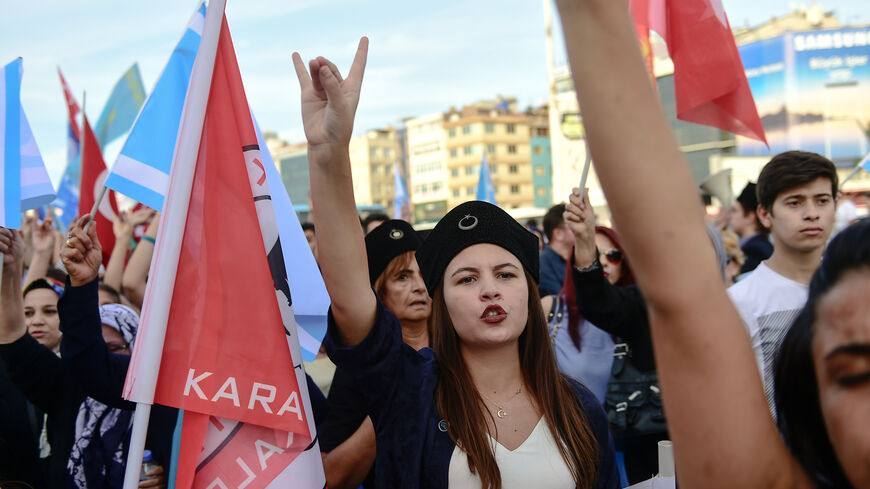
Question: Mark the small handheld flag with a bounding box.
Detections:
[475,151,496,205]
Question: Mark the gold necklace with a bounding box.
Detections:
[480,386,523,419]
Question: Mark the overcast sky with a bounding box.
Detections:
[2,0,868,183]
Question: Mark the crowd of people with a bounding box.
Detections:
[2,1,870,488]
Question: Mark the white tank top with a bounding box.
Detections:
[447,417,575,488]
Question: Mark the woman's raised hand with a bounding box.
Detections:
[0,227,25,268]
[60,216,103,287]
[292,37,369,160]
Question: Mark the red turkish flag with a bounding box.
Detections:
[78,116,118,265]
[630,0,767,143]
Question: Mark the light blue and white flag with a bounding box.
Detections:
[1,58,55,228]
[475,150,496,205]
[94,63,147,149]
[393,161,410,219]
[254,117,330,361]
[104,2,206,211]
[860,152,870,173]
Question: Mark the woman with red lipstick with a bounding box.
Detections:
[293,39,617,489]
[321,219,431,489]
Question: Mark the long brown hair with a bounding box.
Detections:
[433,270,600,489]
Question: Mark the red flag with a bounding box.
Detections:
[78,116,118,265]
[58,68,81,141]
[133,17,319,488]
[630,0,768,143]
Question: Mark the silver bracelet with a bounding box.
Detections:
[574,256,601,273]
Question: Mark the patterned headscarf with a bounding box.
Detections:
[67,304,141,488]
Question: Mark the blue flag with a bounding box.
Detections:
[94,63,146,149]
[104,2,206,211]
[1,58,55,228]
[393,161,410,219]
[475,151,496,205]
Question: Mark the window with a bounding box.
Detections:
[453,188,460,197]
[462,125,472,135]
[535,166,546,176]
[451,168,459,177]
[494,185,499,194]
[537,187,547,197]
[507,145,517,154]
[510,184,520,194]
[490,164,497,174]
[370,147,378,157]
[485,123,494,133]
[450,149,458,158]
[466,186,475,196]
[465,165,475,175]
[449,128,456,138]
[384,148,392,158]
[486,144,496,155]
[463,146,473,155]
[534,145,543,155]
[509,164,518,174]
[506,123,516,134]
[433,182,442,191]
[371,163,380,174]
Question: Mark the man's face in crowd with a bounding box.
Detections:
[758,177,836,254]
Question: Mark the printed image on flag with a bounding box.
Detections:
[124,12,324,488]
[1,58,55,228]
[393,161,410,221]
[104,2,206,211]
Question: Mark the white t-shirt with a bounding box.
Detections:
[728,262,808,414]
[448,417,575,488]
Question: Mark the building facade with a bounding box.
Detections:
[443,104,535,210]
[349,128,401,211]
[405,112,449,223]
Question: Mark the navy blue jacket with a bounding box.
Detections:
[325,299,619,489]
[739,233,773,274]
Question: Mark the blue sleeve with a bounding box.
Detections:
[323,297,428,427]
[538,249,565,297]
[571,379,620,489]
[58,279,135,410]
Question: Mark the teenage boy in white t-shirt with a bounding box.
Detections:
[728,150,838,414]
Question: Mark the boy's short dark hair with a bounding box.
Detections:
[756,151,838,213]
[301,222,315,233]
[542,204,566,242]
[361,212,389,232]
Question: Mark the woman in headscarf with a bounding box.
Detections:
[0,220,171,488]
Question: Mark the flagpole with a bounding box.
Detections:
[578,139,592,192]
[121,0,226,487]
[838,152,869,191]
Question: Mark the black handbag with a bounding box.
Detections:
[604,342,667,439]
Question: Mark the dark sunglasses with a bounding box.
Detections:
[599,248,623,264]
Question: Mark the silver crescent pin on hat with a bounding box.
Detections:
[458,215,478,231]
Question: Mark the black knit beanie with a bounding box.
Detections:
[415,201,539,297]
[364,219,422,285]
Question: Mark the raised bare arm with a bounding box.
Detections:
[292,38,376,347]
[554,1,809,487]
